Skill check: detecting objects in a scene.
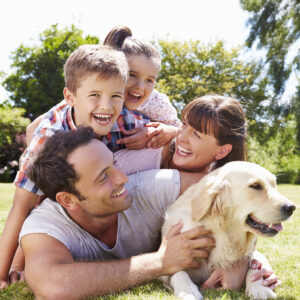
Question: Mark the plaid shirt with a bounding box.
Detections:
[14,100,149,194]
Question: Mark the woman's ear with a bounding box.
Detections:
[63,87,76,107]
[215,144,232,161]
[56,192,78,211]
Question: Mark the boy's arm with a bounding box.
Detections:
[26,114,46,146]
[22,225,214,299]
[0,188,38,288]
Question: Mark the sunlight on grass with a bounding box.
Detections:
[0,183,299,299]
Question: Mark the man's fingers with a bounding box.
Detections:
[182,226,212,239]
[191,248,210,259]
[122,128,141,135]
[117,136,137,144]
[165,222,183,238]
[202,271,220,289]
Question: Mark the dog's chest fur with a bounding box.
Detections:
[163,199,257,284]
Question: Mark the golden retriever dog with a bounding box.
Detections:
[161,161,295,300]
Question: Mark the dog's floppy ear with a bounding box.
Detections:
[191,172,231,221]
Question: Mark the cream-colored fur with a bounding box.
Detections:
[161,161,295,300]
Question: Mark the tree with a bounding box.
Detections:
[155,39,271,137]
[240,0,300,95]
[0,105,29,182]
[2,25,99,119]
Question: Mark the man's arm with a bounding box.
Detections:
[22,224,214,300]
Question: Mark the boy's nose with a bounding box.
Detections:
[99,96,113,110]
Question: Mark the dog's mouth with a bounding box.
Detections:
[246,214,282,236]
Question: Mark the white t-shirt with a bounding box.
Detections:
[19,169,180,261]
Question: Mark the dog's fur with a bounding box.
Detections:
[161,161,295,300]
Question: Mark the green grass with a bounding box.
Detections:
[0,183,299,299]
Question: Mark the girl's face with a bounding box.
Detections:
[124,55,160,110]
[172,118,226,172]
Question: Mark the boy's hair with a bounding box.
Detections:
[181,95,247,168]
[103,25,161,69]
[64,44,128,94]
[27,126,97,201]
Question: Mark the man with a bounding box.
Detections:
[20,126,215,299]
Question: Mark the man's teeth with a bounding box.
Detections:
[178,145,192,154]
[113,187,125,197]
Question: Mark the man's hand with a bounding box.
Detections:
[117,127,159,150]
[158,223,215,276]
[202,258,249,290]
[146,122,179,149]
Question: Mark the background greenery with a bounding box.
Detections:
[0,0,299,183]
[0,183,299,299]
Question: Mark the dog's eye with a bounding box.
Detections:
[249,182,263,190]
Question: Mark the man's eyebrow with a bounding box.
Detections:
[94,167,109,183]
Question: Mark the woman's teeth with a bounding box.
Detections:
[177,145,192,156]
[93,113,112,125]
[112,187,125,197]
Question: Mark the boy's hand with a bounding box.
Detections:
[157,223,215,276]
[117,127,159,150]
[145,122,179,149]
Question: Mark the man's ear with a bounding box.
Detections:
[63,87,76,107]
[56,192,78,210]
[215,144,232,161]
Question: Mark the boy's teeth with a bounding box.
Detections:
[129,92,141,97]
[113,187,125,197]
[94,114,111,119]
[178,145,192,154]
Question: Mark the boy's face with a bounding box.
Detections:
[124,55,159,110]
[64,73,125,137]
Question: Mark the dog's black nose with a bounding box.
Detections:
[281,204,296,216]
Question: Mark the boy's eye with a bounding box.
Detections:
[90,93,99,97]
[112,94,122,99]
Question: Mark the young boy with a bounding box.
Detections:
[0,44,149,288]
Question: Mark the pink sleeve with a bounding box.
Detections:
[114,148,163,175]
[136,90,181,127]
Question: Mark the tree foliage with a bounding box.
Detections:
[156,39,270,136]
[0,105,29,182]
[2,25,99,119]
[240,0,300,95]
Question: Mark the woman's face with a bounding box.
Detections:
[172,118,224,172]
[124,55,159,110]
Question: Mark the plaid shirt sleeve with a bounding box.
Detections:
[103,107,150,152]
[14,101,70,194]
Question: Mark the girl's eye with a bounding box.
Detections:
[129,72,136,78]
[90,94,99,97]
[146,78,155,84]
[194,131,201,139]
[182,121,186,127]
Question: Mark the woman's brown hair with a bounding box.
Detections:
[181,95,247,168]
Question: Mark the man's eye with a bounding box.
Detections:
[99,173,108,184]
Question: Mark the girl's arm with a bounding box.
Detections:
[0,187,38,288]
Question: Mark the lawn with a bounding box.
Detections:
[0,183,299,299]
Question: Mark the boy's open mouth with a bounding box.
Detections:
[93,113,112,125]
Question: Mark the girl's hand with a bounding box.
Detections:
[146,122,179,148]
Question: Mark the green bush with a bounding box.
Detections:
[248,117,300,184]
[0,105,30,182]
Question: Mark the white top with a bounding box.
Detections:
[19,169,180,261]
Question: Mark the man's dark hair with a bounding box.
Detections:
[27,126,97,201]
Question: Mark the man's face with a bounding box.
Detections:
[65,73,125,137]
[67,139,132,217]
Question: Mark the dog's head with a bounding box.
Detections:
[191,161,296,237]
